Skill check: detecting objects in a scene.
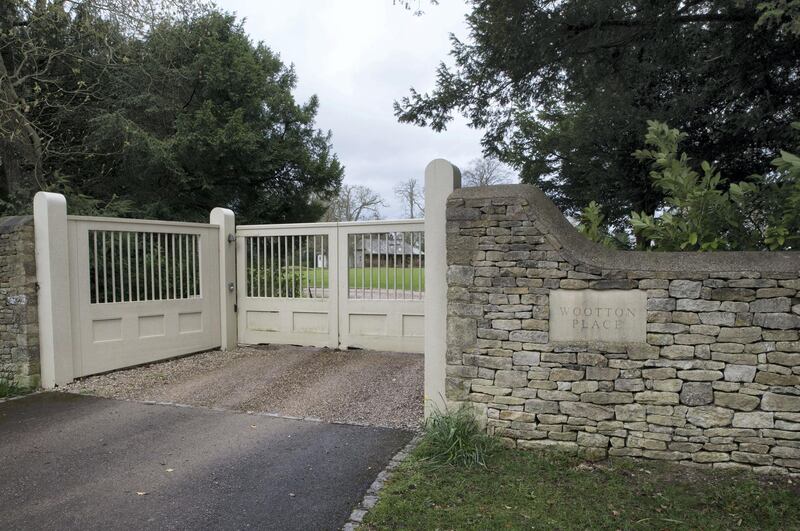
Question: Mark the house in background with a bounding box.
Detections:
[352,235,423,267]
[316,254,329,268]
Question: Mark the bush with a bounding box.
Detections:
[577,120,800,251]
[416,404,499,468]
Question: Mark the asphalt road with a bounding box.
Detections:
[0,392,412,530]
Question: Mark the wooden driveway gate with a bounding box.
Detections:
[34,193,234,387]
[34,159,461,401]
[66,216,222,377]
[236,220,425,353]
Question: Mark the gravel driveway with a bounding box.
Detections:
[64,345,423,430]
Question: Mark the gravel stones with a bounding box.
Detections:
[64,345,424,430]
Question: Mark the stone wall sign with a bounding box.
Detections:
[549,289,647,343]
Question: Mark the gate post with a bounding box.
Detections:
[424,159,461,417]
[34,192,74,388]
[211,208,237,351]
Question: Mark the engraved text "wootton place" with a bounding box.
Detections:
[559,306,637,331]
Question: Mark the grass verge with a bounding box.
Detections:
[0,379,30,399]
[363,446,800,530]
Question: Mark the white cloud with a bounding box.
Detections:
[216,0,484,218]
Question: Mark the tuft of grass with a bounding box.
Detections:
[416,404,499,468]
[0,379,25,399]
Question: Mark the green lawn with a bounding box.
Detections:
[346,267,424,291]
[364,447,800,530]
[290,267,425,291]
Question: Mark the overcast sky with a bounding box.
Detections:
[215,0,487,218]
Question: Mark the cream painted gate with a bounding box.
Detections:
[236,220,425,352]
[67,216,222,376]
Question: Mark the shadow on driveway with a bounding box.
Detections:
[65,345,423,430]
[0,392,412,530]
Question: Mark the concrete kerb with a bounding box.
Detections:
[342,433,423,530]
[0,389,44,405]
[55,390,425,431]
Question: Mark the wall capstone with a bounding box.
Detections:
[446,184,800,474]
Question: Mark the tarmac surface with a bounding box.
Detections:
[0,392,413,530]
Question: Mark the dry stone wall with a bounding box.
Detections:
[0,216,39,388]
[445,184,800,475]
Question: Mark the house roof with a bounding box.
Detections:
[354,237,423,255]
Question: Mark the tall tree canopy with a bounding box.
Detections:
[1,1,342,223]
[395,1,800,222]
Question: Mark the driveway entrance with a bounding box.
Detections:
[0,393,412,530]
[64,345,423,429]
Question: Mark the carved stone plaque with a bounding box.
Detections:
[549,289,647,343]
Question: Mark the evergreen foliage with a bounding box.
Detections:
[1,2,343,223]
[577,121,800,251]
[395,1,800,223]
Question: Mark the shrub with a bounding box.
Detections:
[576,201,631,249]
[577,120,800,251]
[416,404,499,468]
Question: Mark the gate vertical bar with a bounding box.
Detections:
[424,159,461,417]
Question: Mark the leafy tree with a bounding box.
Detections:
[756,0,800,34]
[462,157,512,187]
[395,1,800,223]
[0,0,214,215]
[82,11,343,223]
[321,184,385,221]
[1,3,343,223]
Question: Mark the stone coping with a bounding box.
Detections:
[450,185,800,273]
[0,215,33,235]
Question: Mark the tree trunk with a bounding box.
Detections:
[0,142,25,199]
[0,51,44,200]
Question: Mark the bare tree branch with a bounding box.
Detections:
[322,184,386,221]
[462,157,514,187]
[394,178,424,218]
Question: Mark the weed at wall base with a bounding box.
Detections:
[416,404,500,468]
[0,379,29,399]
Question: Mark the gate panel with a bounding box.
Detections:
[236,220,424,353]
[236,224,338,348]
[67,217,221,377]
[337,221,424,353]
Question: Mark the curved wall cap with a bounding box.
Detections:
[0,215,33,235]
[450,184,800,273]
